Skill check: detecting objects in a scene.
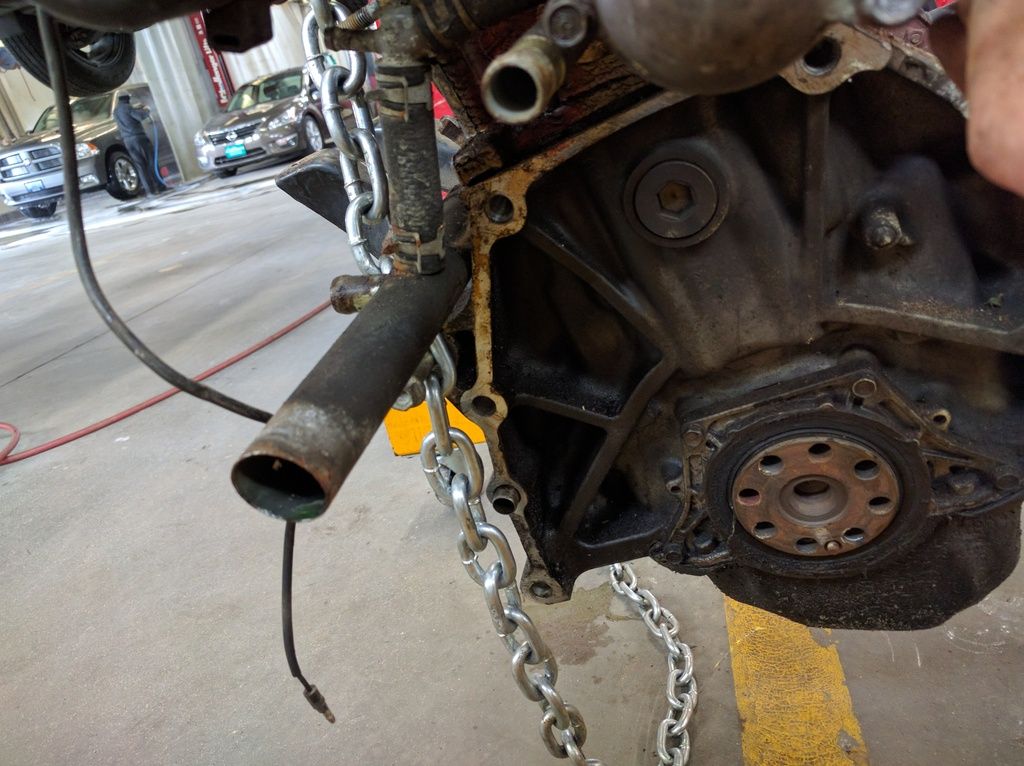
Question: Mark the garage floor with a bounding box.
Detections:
[1,171,1021,765]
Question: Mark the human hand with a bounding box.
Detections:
[930,0,1024,197]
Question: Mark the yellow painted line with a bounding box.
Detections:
[724,597,869,766]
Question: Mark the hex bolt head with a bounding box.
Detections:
[947,472,977,496]
[544,1,589,48]
[861,206,908,250]
[996,473,1021,491]
[658,181,694,214]
[824,540,842,553]
[683,427,703,448]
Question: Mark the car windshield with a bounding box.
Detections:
[227,72,302,111]
[32,94,113,133]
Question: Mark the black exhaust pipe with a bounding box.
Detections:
[232,255,468,521]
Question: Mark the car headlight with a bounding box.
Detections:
[75,142,99,159]
[194,131,209,147]
[267,107,298,131]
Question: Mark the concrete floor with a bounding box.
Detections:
[0,173,1021,765]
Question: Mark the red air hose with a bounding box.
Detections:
[0,301,331,466]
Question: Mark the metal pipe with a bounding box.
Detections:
[232,255,468,521]
[481,1,592,125]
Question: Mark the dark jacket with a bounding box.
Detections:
[113,100,149,140]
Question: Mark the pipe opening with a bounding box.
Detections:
[233,455,326,521]
[487,64,541,120]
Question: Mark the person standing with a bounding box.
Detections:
[112,91,165,196]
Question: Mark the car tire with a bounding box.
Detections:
[2,13,136,97]
[105,150,142,200]
[19,200,58,220]
[302,115,326,153]
[214,168,238,179]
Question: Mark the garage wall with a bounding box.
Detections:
[223,3,308,87]
[0,66,50,135]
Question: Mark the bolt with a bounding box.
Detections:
[996,473,1021,491]
[858,0,922,26]
[657,181,694,214]
[824,540,841,553]
[693,531,716,553]
[545,1,589,47]
[868,224,898,249]
[530,582,553,599]
[683,427,703,449]
[862,206,907,250]
[663,544,684,565]
[851,377,877,398]
[947,472,977,496]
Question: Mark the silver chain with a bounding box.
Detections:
[609,563,698,766]
[303,0,389,277]
[309,2,697,760]
[419,365,697,765]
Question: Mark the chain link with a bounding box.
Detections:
[610,563,697,765]
[303,0,388,276]
[309,3,698,759]
[419,365,697,764]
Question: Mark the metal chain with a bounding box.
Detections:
[308,3,698,759]
[610,563,697,766]
[419,365,697,765]
[307,1,445,411]
[303,0,388,276]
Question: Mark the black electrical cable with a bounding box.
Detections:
[37,9,332,723]
[38,10,272,426]
[284,521,336,722]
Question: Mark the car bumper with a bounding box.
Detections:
[0,156,104,207]
[195,129,303,172]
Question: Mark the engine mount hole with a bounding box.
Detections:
[759,454,784,476]
[795,538,819,554]
[753,521,777,539]
[530,582,553,599]
[486,193,515,224]
[854,460,880,480]
[737,488,761,506]
[843,527,866,543]
[802,36,842,75]
[473,395,498,417]
[491,485,521,515]
[868,495,895,514]
[808,442,833,461]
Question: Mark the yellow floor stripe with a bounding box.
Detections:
[724,597,869,766]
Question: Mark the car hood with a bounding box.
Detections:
[203,100,294,132]
[2,119,113,154]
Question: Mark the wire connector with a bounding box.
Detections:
[303,685,336,723]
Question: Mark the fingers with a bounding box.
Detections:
[961,0,1024,196]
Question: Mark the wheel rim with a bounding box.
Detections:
[304,119,323,151]
[114,157,140,193]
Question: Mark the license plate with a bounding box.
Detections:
[26,180,44,192]
[224,142,247,160]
